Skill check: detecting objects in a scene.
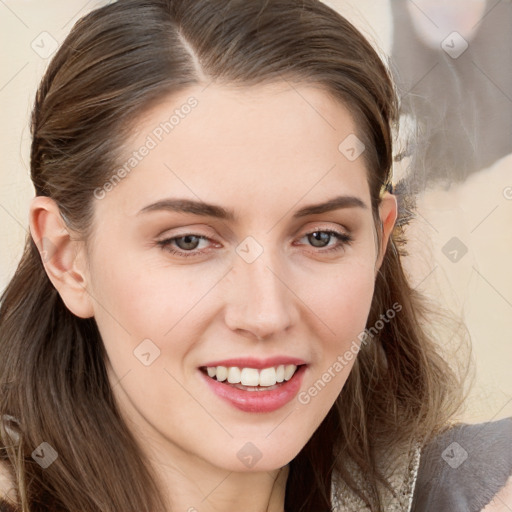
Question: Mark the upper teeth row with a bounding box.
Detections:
[206,365,298,387]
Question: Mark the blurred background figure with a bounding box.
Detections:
[392,0,512,191]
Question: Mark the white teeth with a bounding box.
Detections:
[216,366,228,382]
[204,364,299,387]
[227,367,241,384]
[259,367,277,386]
[240,368,260,386]
[284,364,296,381]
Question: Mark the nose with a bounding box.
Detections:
[223,250,296,340]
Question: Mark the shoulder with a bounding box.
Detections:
[411,416,512,512]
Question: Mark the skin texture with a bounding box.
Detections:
[29,82,397,512]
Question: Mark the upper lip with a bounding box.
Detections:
[200,356,307,369]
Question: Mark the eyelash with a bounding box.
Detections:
[156,228,353,258]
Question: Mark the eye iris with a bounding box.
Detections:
[176,235,200,250]
[308,231,330,248]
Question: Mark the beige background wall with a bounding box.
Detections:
[1,0,511,424]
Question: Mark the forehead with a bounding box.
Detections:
[94,82,370,220]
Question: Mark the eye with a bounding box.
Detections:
[156,227,353,258]
[296,228,353,254]
[157,234,213,258]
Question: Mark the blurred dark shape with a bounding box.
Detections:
[390,0,512,194]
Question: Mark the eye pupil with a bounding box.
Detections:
[308,231,330,247]
[177,235,200,250]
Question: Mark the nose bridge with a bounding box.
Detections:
[224,242,294,339]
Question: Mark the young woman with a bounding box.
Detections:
[0,1,510,511]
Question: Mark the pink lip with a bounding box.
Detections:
[200,356,307,369]
[199,364,307,413]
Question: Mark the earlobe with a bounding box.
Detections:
[29,196,94,319]
[375,192,398,272]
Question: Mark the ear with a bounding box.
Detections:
[375,192,398,272]
[29,196,94,319]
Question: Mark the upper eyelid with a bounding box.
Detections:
[158,224,351,241]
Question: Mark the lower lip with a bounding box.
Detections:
[199,365,307,413]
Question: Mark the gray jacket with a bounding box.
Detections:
[411,416,512,511]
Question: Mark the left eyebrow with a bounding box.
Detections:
[292,195,368,217]
[136,194,367,220]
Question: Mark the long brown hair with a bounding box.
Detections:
[0,1,471,510]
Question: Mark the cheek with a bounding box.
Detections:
[305,258,376,339]
[298,257,375,390]
[88,250,228,381]
[89,248,192,333]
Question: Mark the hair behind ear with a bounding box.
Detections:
[0,235,168,512]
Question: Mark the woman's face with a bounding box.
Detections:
[76,82,396,473]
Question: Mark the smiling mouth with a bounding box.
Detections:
[199,364,305,391]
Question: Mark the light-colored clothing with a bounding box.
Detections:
[331,416,512,511]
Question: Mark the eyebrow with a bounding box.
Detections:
[137,194,367,220]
